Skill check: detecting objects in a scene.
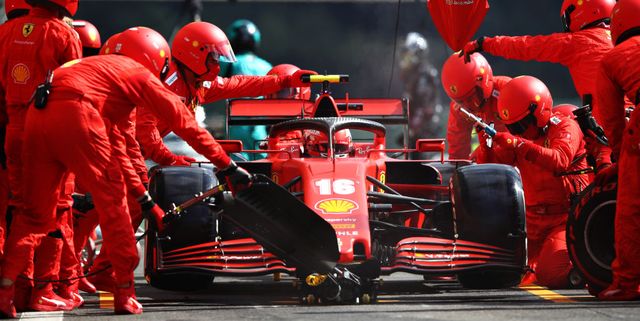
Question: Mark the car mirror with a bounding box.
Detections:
[218,140,243,153]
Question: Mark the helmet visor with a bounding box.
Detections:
[561,4,575,32]
[505,113,536,135]
[453,86,485,111]
[207,41,237,63]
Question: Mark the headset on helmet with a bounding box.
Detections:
[611,0,640,45]
[172,21,236,80]
[104,27,170,80]
[25,0,78,16]
[497,76,553,134]
[441,52,494,111]
[266,64,311,100]
[5,0,30,19]
[72,20,101,56]
[226,19,261,54]
[304,129,353,158]
[561,0,615,32]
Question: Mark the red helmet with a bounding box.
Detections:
[26,0,78,16]
[611,0,640,45]
[561,0,615,32]
[72,20,101,49]
[553,104,578,119]
[107,27,170,79]
[304,129,353,158]
[99,32,119,55]
[498,76,553,134]
[441,52,494,111]
[5,0,30,18]
[172,21,237,80]
[267,64,311,100]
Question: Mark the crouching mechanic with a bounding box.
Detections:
[136,21,316,166]
[441,52,510,160]
[592,0,640,301]
[474,76,590,289]
[0,26,252,317]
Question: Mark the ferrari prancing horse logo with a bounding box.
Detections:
[22,23,35,37]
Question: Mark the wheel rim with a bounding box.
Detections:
[584,200,616,271]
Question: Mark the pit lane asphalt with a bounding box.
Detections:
[16,273,639,321]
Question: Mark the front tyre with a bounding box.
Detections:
[451,164,527,289]
[567,176,617,292]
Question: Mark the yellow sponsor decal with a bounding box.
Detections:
[331,224,356,229]
[315,198,358,214]
[11,63,30,84]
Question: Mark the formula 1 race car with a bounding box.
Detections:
[144,75,527,303]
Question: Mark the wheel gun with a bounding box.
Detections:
[456,105,496,147]
[573,95,608,146]
[456,105,497,137]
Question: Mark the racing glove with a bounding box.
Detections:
[138,192,166,233]
[170,155,196,166]
[284,69,318,88]
[460,37,485,63]
[492,132,526,151]
[217,160,253,193]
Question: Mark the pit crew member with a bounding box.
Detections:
[0,0,81,312]
[475,76,590,289]
[441,52,509,159]
[592,0,640,301]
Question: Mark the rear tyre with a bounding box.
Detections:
[144,165,218,291]
[567,176,617,292]
[451,164,527,289]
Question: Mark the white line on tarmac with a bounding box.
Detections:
[18,311,64,321]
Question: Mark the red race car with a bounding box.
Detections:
[144,75,527,303]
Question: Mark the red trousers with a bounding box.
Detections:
[90,193,143,275]
[610,112,640,290]
[4,114,75,285]
[1,97,138,286]
[526,212,572,289]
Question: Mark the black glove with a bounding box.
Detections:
[217,160,253,192]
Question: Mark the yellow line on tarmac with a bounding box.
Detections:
[98,291,114,309]
[519,285,576,303]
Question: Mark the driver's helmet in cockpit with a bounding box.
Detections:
[304,129,353,158]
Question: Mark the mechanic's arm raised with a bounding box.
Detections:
[202,69,316,103]
[463,33,573,65]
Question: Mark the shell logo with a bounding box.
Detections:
[315,198,359,214]
[11,63,30,84]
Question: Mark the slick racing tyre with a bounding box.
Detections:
[451,164,527,289]
[145,165,218,291]
[567,176,617,293]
